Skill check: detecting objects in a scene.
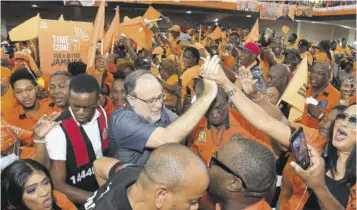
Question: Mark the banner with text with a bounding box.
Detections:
[38,19,92,75]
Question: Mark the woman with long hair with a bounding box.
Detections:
[1,159,76,210]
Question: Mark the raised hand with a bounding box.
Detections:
[33,112,62,140]
[237,66,259,98]
[200,55,230,87]
[95,55,106,72]
[307,104,322,119]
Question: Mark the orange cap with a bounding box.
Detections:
[14,51,29,60]
[169,25,181,33]
[153,46,164,55]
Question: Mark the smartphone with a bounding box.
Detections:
[290,127,310,170]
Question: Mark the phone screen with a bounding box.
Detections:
[291,128,310,170]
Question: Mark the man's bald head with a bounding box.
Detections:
[141,143,208,192]
[267,63,290,94]
[208,136,276,205]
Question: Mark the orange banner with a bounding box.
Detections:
[38,19,92,76]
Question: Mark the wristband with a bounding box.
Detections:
[226,88,237,97]
[318,113,324,121]
[34,139,46,144]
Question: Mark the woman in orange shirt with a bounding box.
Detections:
[2,159,77,210]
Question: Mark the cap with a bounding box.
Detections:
[237,42,260,56]
[153,46,164,55]
[298,39,309,48]
[169,25,181,33]
[284,49,300,59]
[177,33,191,42]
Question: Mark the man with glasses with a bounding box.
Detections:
[109,68,218,165]
[45,74,109,206]
[207,136,276,210]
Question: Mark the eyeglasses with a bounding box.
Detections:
[69,102,97,110]
[208,154,248,189]
[131,93,166,107]
[335,113,356,128]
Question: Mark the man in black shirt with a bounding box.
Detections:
[82,143,209,210]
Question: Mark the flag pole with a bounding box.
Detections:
[111,37,115,54]
[101,38,104,55]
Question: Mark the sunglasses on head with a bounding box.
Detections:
[208,154,248,189]
[336,113,356,128]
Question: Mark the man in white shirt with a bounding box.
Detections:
[46,74,108,206]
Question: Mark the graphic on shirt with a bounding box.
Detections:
[198,128,207,143]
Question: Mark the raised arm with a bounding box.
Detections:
[93,157,119,187]
[146,59,218,148]
[202,56,291,147]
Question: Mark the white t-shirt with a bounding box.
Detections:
[46,107,107,161]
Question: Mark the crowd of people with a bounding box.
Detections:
[1,9,356,210]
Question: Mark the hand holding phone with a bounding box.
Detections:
[290,127,310,170]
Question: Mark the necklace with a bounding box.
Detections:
[210,127,225,147]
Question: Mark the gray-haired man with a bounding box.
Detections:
[109,68,218,164]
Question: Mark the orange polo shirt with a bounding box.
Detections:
[300,51,313,66]
[180,65,201,99]
[279,123,326,210]
[42,98,64,113]
[164,74,178,107]
[104,73,114,93]
[297,84,340,129]
[1,119,33,151]
[335,45,352,56]
[4,99,55,146]
[188,107,272,164]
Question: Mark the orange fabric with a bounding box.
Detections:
[349,95,356,105]
[19,146,35,159]
[4,100,55,146]
[244,199,271,210]
[353,61,356,74]
[313,51,335,67]
[1,66,12,85]
[53,190,77,210]
[260,60,270,83]
[207,27,222,41]
[276,56,285,63]
[313,8,356,16]
[188,107,272,164]
[297,84,340,129]
[151,67,160,77]
[180,65,201,99]
[279,123,357,210]
[42,98,64,113]
[103,6,120,54]
[300,51,313,66]
[164,74,178,107]
[103,96,115,117]
[335,45,352,56]
[104,73,115,93]
[222,55,237,70]
[1,119,32,151]
[143,6,161,27]
[1,86,16,118]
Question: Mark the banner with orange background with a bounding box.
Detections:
[38,18,92,76]
[260,3,295,21]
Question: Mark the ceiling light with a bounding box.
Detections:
[186,10,192,14]
[214,18,219,22]
[215,22,219,26]
[246,15,252,18]
[31,4,38,8]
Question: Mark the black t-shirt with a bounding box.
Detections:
[303,175,350,210]
[80,162,143,210]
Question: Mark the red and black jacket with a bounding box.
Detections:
[57,108,108,193]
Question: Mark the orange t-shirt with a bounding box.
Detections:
[164,74,178,107]
[104,73,114,93]
[276,55,285,63]
[103,96,115,118]
[4,99,55,146]
[314,51,335,67]
[42,98,64,113]
[188,107,272,164]
[1,119,33,151]
[297,84,340,129]
[349,95,356,104]
[180,65,201,99]
[53,190,77,210]
[300,51,313,66]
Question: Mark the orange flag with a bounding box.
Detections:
[103,6,120,54]
[244,19,259,43]
[208,27,222,41]
[86,0,105,76]
[143,6,161,27]
[117,18,153,51]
